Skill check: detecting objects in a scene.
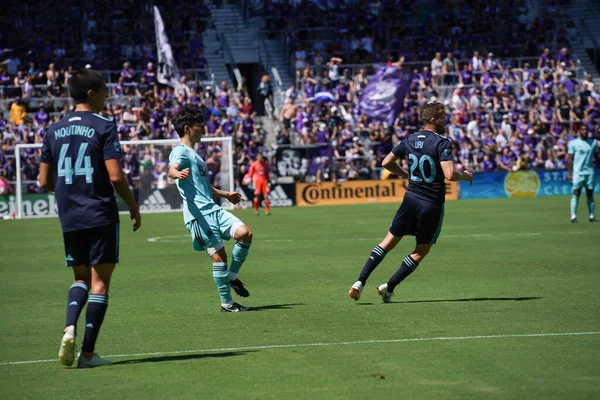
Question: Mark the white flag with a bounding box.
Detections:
[154,6,183,90]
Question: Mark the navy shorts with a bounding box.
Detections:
[63,223,120,267]
[389,192,445,244]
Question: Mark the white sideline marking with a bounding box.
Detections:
[147,231,591,243]
[1,331,599,366]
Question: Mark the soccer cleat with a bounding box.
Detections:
[377,284,394,303]
[571,218,578,223]
[266,211,271,216]
[255,212,260,216]
[220,302,253,312]
[230,278,250,297]
[58,325,76,366]
[77,353,113,368]
[348,281,364,301]
[590,217,599,223]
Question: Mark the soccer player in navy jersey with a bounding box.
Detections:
[349,101,473,303]
[39,69,141,368]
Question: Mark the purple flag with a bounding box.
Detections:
[359,66,412,125]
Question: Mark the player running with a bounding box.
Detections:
[39,69,142,368]
[247,152,271,215]
[348,101,472,303]
[168,105,254,312]
[568,125,599,223]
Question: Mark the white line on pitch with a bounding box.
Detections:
[147,231,592,243]
[2,331,599,366]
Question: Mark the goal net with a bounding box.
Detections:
[10,137,234,219]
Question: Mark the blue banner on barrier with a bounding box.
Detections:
[459,169,600,199]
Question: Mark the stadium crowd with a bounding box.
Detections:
[1,0,599,194]
[279,49,600,181]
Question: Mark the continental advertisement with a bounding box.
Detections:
[459,169,600,199]
[296,180,458,207]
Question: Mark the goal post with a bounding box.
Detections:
[12,136,234,219]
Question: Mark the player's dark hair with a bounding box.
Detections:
[68,69,105,104]
[420,101,445,123]
[173,104,204,137]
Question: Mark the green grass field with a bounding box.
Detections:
[1,196,599,399]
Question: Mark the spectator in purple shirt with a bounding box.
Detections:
[303,76,316,99]
[136,76,152,98]
[216,81,230,108]
[204,114,219,136]
[525,75,540,98]
[121,62,135,95]
[142,62,157,86]
[419,66,433,88]
[121,62,134,83]
[240,115,256,138]
[34,106,49,127]
[556,47,575,69]
[537,48,555,70]
[459,64,473,86]
[560,71,578,96]
[220,114,235,136]
[335,82,350,103]
[482,154,496,172]
[498,147,515,171]
[539,84,555,106]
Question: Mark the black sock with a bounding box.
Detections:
[387,255,419,293]
[358,245,387,284]
[65,282,89,328]
[82,294,109,353]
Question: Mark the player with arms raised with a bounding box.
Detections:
[247,152,271,215]
[39,69,141,368]
[568,125,599,223]
[348,101,472,302]
[168,105,254,312]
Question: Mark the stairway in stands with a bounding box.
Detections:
[570,0,600,83]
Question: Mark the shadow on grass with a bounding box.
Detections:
[252,303,305,311]
[396,296,542,304]
[113,351,255,366]
[354,297,541,305]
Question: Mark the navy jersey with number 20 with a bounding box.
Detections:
[41,111,122,232]
[392,130,453,203]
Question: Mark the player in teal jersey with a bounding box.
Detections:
[568,125,600,223]
[168,105,254,312]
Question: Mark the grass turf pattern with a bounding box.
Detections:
[0,196,599,399]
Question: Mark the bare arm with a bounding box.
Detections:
[440,160,473,184]
[212,186,242,204]
[381,152,409,179]
[567,153,573,182]
[39,162,54,191]
[105,159,141,231]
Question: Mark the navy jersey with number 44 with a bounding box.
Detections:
[392,130,453,203]
[41,111,122,233]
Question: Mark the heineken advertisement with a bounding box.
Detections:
[0,187,185,218]
[0,193,59,217]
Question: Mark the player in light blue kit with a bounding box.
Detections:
[168,105,254,312]
[568,125,599,223]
